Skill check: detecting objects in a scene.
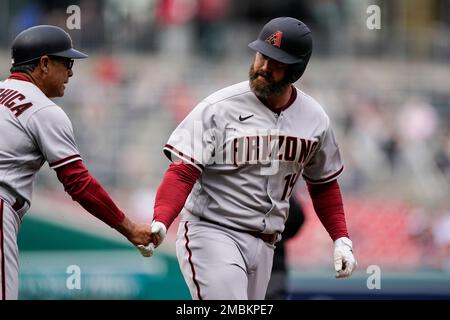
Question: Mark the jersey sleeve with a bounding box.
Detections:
[26,106,82,169]
[302,122,344,184]
[163,100,216,172]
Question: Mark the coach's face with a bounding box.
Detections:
[249,52,290,99]
[40,56,74,98]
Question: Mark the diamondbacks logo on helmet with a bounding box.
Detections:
[265,31,283,48]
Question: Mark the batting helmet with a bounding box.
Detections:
[248,17,312,83]
[11,25,88,66]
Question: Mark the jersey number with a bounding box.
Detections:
[281,173,300,200]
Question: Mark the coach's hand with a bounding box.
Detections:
[136,221,167,257]
[115,217,157,257]
[116,217,151,245]
[334,237,357,278]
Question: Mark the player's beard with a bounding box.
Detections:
[249,65,290,99]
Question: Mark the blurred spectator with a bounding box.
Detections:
[95,55,123,86]
[193,0,230,59]
[78,0,106,50]
[130,187,156,223]
[162,81,197,124]
[398,97,438,144]
[309,0,344,55]
[379,131,401,173]
[154,0,197,55]
[435,130,450,178]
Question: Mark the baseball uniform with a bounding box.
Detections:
[0,25,151,301]
[0,78,81,299]
[163,81,343,299]
[148,17,355,300]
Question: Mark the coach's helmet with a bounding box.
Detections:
[11,25,88,66]
[248,17,312,83]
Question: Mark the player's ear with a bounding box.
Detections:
[39,56,50,74]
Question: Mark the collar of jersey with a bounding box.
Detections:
[256,85,297,114]
[8,72,33,83]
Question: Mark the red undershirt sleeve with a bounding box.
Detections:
[55,160,125,228]
[153,162,201,230]
[307,179,349,241]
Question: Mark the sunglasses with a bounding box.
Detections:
[48,56,74,70]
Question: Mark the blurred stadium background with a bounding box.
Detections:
[1,0,450,299]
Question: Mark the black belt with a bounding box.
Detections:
[0,185,26,212]
[247,231,278,244]
[12,197,25,211]
[199,216,278,245]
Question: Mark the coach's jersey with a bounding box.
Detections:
[164,81,343,234]
[0,78,81,206]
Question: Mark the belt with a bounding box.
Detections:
[0,184,27,212]
[247,231,278,244]
[12,197,25,211]
[199,216,279,245]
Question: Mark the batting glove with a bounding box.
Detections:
[334,237,357,278]
[137,243,155,257]
[136,221,167,257]
[150,221,167,248]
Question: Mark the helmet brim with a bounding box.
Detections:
[248,39,306,64]
[51,48,88,59]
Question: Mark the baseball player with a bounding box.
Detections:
[0,25,154,300]
[141,17,357,299]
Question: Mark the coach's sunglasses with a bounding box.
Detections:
[48,56,74,70]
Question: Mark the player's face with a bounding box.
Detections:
[42,56,74,98]
[249,52,290,99]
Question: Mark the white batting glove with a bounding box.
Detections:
[150,221,167,248]
[334,237,357,278]
[137,243,155,257]
[136,221,167,257]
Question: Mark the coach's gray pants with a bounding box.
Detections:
[0,198,23,300]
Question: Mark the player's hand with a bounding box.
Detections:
[137,242,155,257]
[333,237,357,278]
[150,221,167,248]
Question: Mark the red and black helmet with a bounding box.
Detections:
[248,17,312,83]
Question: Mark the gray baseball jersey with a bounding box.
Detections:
[0,79,81,206]
[0,78,81,299]
[164,80,343,234]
